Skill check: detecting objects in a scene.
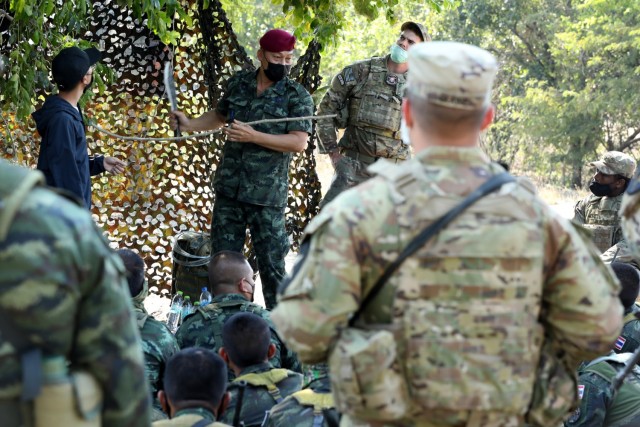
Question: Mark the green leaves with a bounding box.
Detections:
[0,0,187,119]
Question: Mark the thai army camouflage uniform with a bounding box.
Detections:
[273,146,623,426]
[152,407,231,426]
[175,293,301,379]
[612,304,640,357]
[0,159,151,427]
[212,69,313,310]
[219,362,303,427]
[574,151,637,253]
[565,352,640,427]
[264,363,338,427]
[574,194,624,253]
[132,296,180,420]
[317,56,409,206]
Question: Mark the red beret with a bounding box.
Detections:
[259,29,296,52]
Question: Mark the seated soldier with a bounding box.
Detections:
[264,363,339,427]
[175,250,300,379]
[118,248,180,421]
[610,262,640,355]
[564,352,640,427]
[154,348,231,426]
[219,313,303,427]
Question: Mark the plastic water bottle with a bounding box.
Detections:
[181,296,193,321]
[199,287,212,307]
[166,291,184,334]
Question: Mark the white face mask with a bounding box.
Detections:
[400,118,411,145]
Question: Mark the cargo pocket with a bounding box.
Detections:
[328,327,409,422]
[355,93,402,131]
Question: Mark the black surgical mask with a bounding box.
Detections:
[264,61,290,82]
[589,179,614,197]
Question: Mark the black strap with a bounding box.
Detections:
[349,172,515,327]
[0,308,43,401]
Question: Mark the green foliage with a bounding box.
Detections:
[271,0,458,48]
[0,0,186,119]
[436,0,640,188]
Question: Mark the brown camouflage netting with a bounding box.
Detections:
[0,0,323,294]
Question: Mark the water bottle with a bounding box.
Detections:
[181,296,193,321]
[166,291,184,334]
[199,287,212,307]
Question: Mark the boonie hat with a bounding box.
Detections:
[52,46,101,91]
[406,41,497,110]
[259,29,296,52]
[401,21,431,42]
[589,151,636,179]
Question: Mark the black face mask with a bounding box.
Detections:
[264,61,290,82]
[589,179,614,197]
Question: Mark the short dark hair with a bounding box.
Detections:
[117,248,146,297]
[222,313,271,369]
[208,250,253,292]
[163,348,228,404]
[611,262,640,309]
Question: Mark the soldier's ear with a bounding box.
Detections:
[267,343,277,360]
[219,347,230,364]
[480,104,495,131]
[217,391,231,417]
[158,390,171,417]
[402,99,413,128]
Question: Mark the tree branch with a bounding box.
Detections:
[0,9,13,22]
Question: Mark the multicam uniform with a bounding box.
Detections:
[0,159,150,427]
[212,69,313,310]
[175,293,301,379]
[565,353,640,427]
[219,362,303,427]
[152,407,231,427]
[273,146,623,426]
[574,194,624,253]
[317,56,409,206]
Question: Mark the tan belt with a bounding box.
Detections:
[341,149,404,165]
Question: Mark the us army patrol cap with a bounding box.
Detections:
[401,21,431,42]
[406,41,498,110]
[589,151,636,179]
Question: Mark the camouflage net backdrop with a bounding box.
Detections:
[0,0,323,294]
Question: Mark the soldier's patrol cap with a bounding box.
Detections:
[406,41,498,110]
[589,151,636,179]
[401,21,431,42]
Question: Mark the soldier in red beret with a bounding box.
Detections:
[170,29,314,312]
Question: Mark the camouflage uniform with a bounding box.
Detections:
[612,304,640,356]
[212,69,313,310]
[621,175,640,258]
[152,407,231,426]
[573,194,624,253]
[317,56,409,206]
[219,362,303,427]
[273,146,623,426]
[264,367,337,427]
[175,293,301,379]
[565,352,640,427]
[574,151,636,253]
[133,297,180,420]
[0,159,151,426]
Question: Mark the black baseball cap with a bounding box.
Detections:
[52,46,101,91]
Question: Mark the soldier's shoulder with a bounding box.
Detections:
[286,79,312,98]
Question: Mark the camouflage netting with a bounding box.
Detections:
[0,0,323,295]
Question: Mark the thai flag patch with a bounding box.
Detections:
[578,384,585,400]
[614,336,627,351]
